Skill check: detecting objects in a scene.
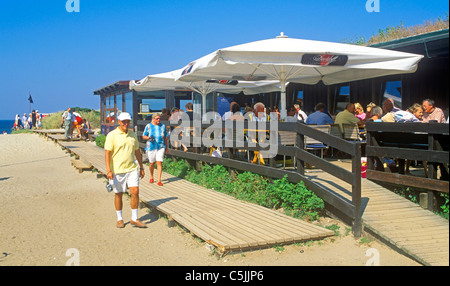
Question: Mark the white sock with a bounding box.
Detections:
[131,209,138,222]
[116,210,123,221]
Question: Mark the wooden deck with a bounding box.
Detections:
[35,129,93,142]
[305,162,449,266]
[52,138,334,254]
[44,133,448,264]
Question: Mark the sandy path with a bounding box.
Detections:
[0,134,420,266]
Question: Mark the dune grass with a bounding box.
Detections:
[341,14,449,45]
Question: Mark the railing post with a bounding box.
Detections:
[296,123,305,175]
[352,142,362,238]
[426,133,438,211]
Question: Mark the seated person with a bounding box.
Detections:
[81,119,91,140]
[381,99,397,122]
[394,103,424,123]
[354,103,367,121]
[306,103,334,125]
[160,108,170,121]
[286,106,298,122]
[367,106,383,122]
[422,99,446,123]
[334,103,364,133]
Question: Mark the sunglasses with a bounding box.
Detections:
[154,118,161,120]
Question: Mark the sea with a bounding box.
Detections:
[0,120,15,134]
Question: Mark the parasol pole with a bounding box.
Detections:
[279,66,287,120]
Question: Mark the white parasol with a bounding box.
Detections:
[175,32,424,118]
[130,68,281,117]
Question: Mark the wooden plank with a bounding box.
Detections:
[151,175,331,240]
[162,178,333,239]
[169,212,231,253]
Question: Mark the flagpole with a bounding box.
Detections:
[28,92,32,114]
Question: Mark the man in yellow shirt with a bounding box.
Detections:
[105,112,146,228]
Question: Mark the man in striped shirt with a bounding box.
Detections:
[143,113,168,186]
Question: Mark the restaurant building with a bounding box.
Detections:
[94,29,449,134]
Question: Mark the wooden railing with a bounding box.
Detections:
[365,121,449,210]
[137,119,363,237]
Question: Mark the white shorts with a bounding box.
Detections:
[109,169,139,193]
[147,148,165,163]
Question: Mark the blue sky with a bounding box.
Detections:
[0,0,448,120]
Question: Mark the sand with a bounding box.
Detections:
[0,133,421,266]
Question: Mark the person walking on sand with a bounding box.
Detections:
[142,113,168,186]
[61,108,74,139]
[104,112,147,228]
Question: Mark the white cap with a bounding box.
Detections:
[117,112,131,121]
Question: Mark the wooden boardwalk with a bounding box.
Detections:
[306,163,449,266]
[51,137,334,254]
[45,133,448,264]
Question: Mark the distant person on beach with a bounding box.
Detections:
[81,119,91,141]
[105,112,146,229]
[61,108,74,139]
[22,113,27,129]
[422,99,446,123]
[72,110,83,138]
[13,114,19,131]
[142,113,168,186]
[27,114,32,130]
[36,116,42,130]
[31,110,36,129]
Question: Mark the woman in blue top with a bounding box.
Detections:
[142,113,168,186]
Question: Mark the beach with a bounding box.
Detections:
[0,133,421,266]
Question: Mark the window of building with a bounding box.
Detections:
[140,90,166,112]
[335,85,350,113]
[383,80,402,109]
[116,94,123,114]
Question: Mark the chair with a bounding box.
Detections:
[304,125,331,159]
[342,124,366,143]
[225,125,247,160]
[278,131,297,169]
[329,124,343,158]
[330,124,343,138]
[342,123,360,141]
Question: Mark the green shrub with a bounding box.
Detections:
[440,193,449,220]
[95,134,106,148]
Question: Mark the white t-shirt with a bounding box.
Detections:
[297,109,308,121]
